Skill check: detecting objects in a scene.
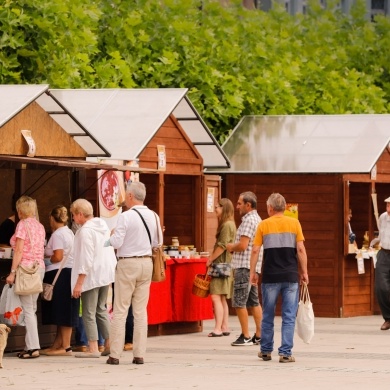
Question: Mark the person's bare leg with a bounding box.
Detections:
[44,327,73,355]
[45,328,61,350]
[210,294,223,334]
[235,307,250,338]
[59,326,73,349]
[88,340,99,353]
[221,295,230,333]
[249,305,262,338]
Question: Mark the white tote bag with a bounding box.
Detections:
[296,282,314,344]
[0,284,25,327]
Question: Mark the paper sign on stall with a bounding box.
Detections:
[356,250,365,274]
[21,130,36,157]
[207,188,215,212]
[157,145,166,171]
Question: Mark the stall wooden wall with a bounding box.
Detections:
[0,168,71,234]
[221,173,342,318]
[0,169,15,224]
[376,146,390,179]
[138,115,203,174]
[0,102,86,158]
[141,174,203,251]
[84,171,204,251]
[140,174,159,213]
[23,169,72,233]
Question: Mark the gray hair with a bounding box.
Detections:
[70,199,93,217]
[240,191,257,209]
[126,181,146,202]
[266,193,286,212]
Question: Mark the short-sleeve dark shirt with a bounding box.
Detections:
[0,218,15,245]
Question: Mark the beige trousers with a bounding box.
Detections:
[110,257,152,359]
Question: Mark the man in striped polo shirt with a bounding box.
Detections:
[227,191,262,346]
[250,193,309,363]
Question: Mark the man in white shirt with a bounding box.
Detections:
[107,181,162,365]
[370,197,390,331]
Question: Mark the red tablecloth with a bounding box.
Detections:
[147,258,213,324]
[147,259,174,324]
[170,258,213,322]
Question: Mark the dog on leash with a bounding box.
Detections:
[0,324,11,368]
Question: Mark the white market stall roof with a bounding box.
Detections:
[0,84,110,157]
[45,88,230,169]
[0,84,45,127]
[206,115,390,174]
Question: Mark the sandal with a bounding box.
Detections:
[208,332,223,337]
[18,349,40,359]
[46,347,72,356]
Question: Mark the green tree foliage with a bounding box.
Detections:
[0,0,101,87]
[1,0,390,143]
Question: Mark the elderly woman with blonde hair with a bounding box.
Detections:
[70,199,116,358]
[6,195,46,359]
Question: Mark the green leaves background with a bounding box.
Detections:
[1,0,390,143]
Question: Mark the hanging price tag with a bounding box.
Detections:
[356,250,365,274]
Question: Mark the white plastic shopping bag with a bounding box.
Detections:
[0,284,25,326]
[296,282,314,344]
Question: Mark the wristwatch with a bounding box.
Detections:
[10,269,16,274]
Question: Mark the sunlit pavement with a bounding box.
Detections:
[1,315,389,389]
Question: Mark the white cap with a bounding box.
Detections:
[385,197,390,202]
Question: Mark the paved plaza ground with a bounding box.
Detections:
[1,314,389,389]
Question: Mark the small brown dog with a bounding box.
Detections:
[0,324,11,368]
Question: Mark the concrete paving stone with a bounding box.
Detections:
[0,315,389,389]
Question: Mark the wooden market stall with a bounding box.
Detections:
[206,115,390,318]
[0,84,142,351]
[0,85,227,351]
[42,88,231,335]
